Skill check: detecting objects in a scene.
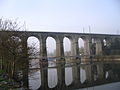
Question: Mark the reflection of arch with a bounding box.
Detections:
[80,67,86,83]
[65,67,73,86]
[48,68,58,88]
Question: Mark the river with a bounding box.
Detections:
[28,59,120,90]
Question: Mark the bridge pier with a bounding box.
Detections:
[56,38,66,88]
[82,38,93,63]
[39,37,49,89]
[40,37,47,61]
[71,38,80,60]
[56,38,65,61]
[95,38,103,55]
[84,38,92,56]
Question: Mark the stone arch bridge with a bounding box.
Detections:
[0,31,120,60]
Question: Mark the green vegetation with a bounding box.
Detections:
[103,38,120,55]
[110,38,120,55]
[0,70,21,90]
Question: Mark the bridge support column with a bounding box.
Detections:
[39,37,48,89]
[84,38,92,56]
[40,38,47,60]
[71,38,80,60]
[56,38,65,88]
[70,38,81,86]
[95,38,102,55]
[56,39,65,60]
[83,38,92,63]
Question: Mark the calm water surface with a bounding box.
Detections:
[29,60,120,90]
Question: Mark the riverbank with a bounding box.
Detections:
[0,70,23,90]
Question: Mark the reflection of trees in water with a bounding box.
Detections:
[104,63,120,80]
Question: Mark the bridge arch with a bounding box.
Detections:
[78,38,84,56]
[63,37,72,61]
[91,38,96,55]
[102,37,112,55]
[46,35,59,41]
[46,37,56,58]
[27,36,40,56]
[48,68,58,88]
[27,36,41,89]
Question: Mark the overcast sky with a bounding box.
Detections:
[0,0,120,34]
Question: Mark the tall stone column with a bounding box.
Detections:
[39,36,48,89]
[95,38,102,55]
[56,38,65,88]
[84,38,92,56]
[40,38,47,60]
[71,37,80,86]
[56,38,64,59]
[71,38,80,60]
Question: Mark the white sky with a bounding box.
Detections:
[0,0,120,34]
[1,0,120,53]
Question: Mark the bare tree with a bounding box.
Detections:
[0,18,36,88]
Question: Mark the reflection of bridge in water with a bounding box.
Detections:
[30,60,120,90]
